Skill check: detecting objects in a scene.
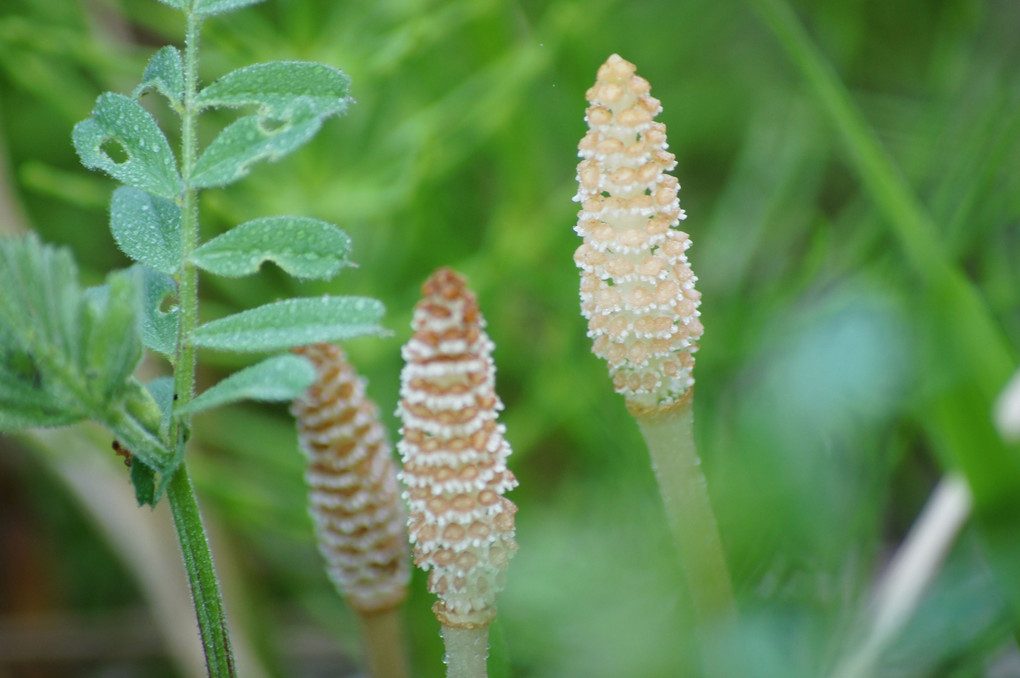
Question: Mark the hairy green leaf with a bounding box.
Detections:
[82,271,144,401]
[146,376,176,441]
[133,46,184,107]
[152,0,186,8]
[191,216,352,279]
[136,266,179,358]
[0,346,82,430]
[193,0,268,16]
[72,93,182,200]
[0,236,173,477]
[190,115,323,189]
[178,354,316,415]
[0,235,82,369]
[190,296,386,352]
[110,187,183,274]
[196,61,351,120]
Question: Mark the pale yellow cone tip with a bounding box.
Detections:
[575,56,703,409]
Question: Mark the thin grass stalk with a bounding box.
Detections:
[830,474,972,678]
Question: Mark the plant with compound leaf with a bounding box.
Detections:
[0,0,386,675]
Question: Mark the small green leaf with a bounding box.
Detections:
[110,187,183,274]
[146,376,176,440]
[196,61,351,120]
[178,354,316,415]
[72,93,182,200]
[105,383,175,481]
[193,0,267,16]
[136,266,179,358]
[190,296,386,352]
[153,0,186,8]
[190,115,323,189]
[191,216,352,279]
[81,270,144,401]
[133,46,184,107]
[130,460,157,506]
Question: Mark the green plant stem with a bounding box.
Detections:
[440,624,489,678]
[357,607,410,678]
[167,465,235,676]
[163,10,237,678]
[172,10,202,416]
[631,395,734,674]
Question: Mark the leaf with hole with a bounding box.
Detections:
[134,265,179,358]
[196,61,351,121]
[193,0,268,16]
[190,114,324,189]
[133,46,184,107]
[72,93,181,200]
[190,296,386,352]
[191,216,352,279]
[110,187,182,274]
[178,354,316,415]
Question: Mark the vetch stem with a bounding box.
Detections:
[167,466,236,677]
[357,608,410,678]
[440,625,489,678]
[164,10,237,677]
[630,393,734,671]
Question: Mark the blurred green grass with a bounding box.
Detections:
[2,0,1020,676]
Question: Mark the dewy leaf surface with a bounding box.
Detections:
[190,296,386,352]
[82,271,144,401]
[134,265,179,359]
[192,0,268,17]
[191,216,352,279]
[190,115,323,189]
[133,46,185,107]
[196,61,351,120]
[178,354,316,415]
[110,187,183,274]
[72,94,182,200]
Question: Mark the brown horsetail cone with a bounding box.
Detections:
[574,54,703,410]
[291,343,411,614]
[397,268,518,629]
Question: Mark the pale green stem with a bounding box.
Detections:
[163,10,237,678]
[631,394,734,675]
[440,624,489,678]
[357,607,410,678]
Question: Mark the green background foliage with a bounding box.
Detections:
[1,0,1019,676]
